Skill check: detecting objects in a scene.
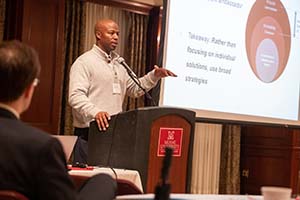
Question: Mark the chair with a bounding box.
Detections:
[0,190,28,200]
[70,175,89,190]
[70,175,143,195]
[116,179,143,195]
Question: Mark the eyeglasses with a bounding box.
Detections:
[33,78,39,87]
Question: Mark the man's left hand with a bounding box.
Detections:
[154,65,177,78]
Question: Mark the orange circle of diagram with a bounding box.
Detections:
[245,0,291,83]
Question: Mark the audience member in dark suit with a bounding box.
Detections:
[0,40,117,200]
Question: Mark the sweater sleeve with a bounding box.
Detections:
[68,60,100,120]
[125,69,160,98]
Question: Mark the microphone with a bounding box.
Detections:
[116,57,137,78]
[161,147,173,184]
[154,147,173,200]
[116,56,156,105]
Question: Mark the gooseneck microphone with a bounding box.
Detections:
[117,57,138,79]
[116,57,156,105]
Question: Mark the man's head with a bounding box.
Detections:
[94,19,119,54]
[0,40,41,113]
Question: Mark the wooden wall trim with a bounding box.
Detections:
[4,0,23,40]
[84,0,153,15]
[146,6,160,70]
[241,125,300,194]
[20,0,65,134]
[53,0,65,134]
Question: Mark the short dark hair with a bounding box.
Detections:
[0,40,41,102]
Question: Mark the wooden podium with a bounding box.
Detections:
[87,107,195,193]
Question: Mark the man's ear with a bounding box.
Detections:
[19,83,35,113]
[95,31,102,40]
[23,83,35,99]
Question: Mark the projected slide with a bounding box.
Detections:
[161,0,300,122]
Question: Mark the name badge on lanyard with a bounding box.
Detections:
[112,67,121,94]
[113,82,121,94]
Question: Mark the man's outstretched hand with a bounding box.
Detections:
[154,65,177,78]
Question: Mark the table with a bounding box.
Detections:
[69,167,143,193]
[116,194,263,200]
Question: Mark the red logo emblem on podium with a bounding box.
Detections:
[157,128,183,157]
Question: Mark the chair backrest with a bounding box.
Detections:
[70,175,89,190]
[0,190,28,200]
[70,175,143,195]
[52,135,77,162]
[117,179,143,195]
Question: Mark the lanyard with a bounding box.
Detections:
[109,59,121,94]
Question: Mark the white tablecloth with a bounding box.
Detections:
[116,194,263,200]
[69,167,143,193]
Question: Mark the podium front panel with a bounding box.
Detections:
[87,107,195,192]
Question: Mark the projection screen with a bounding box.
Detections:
[159,0,300,126]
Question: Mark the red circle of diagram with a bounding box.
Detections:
[245,0,291,83]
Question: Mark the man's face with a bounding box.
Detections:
[98,21,119,54]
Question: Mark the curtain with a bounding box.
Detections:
[0,0,5,41]
[60,0,86,135]
[219,124,241,194]
[123,13,149,111]
[191,123,222,194]
[151,0,168,106]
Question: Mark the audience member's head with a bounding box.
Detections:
[0,40,41,113]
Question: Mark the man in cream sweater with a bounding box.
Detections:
[69,19,176,164]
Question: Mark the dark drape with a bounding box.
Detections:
[219,124,241,194]
[60,0,86,135]
[150,0,168,106]
[0,0,5,41]
[123,12,149,111]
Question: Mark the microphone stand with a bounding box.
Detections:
[154,147,173,200]
[127,68,155,104]
[118,58,157,106]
